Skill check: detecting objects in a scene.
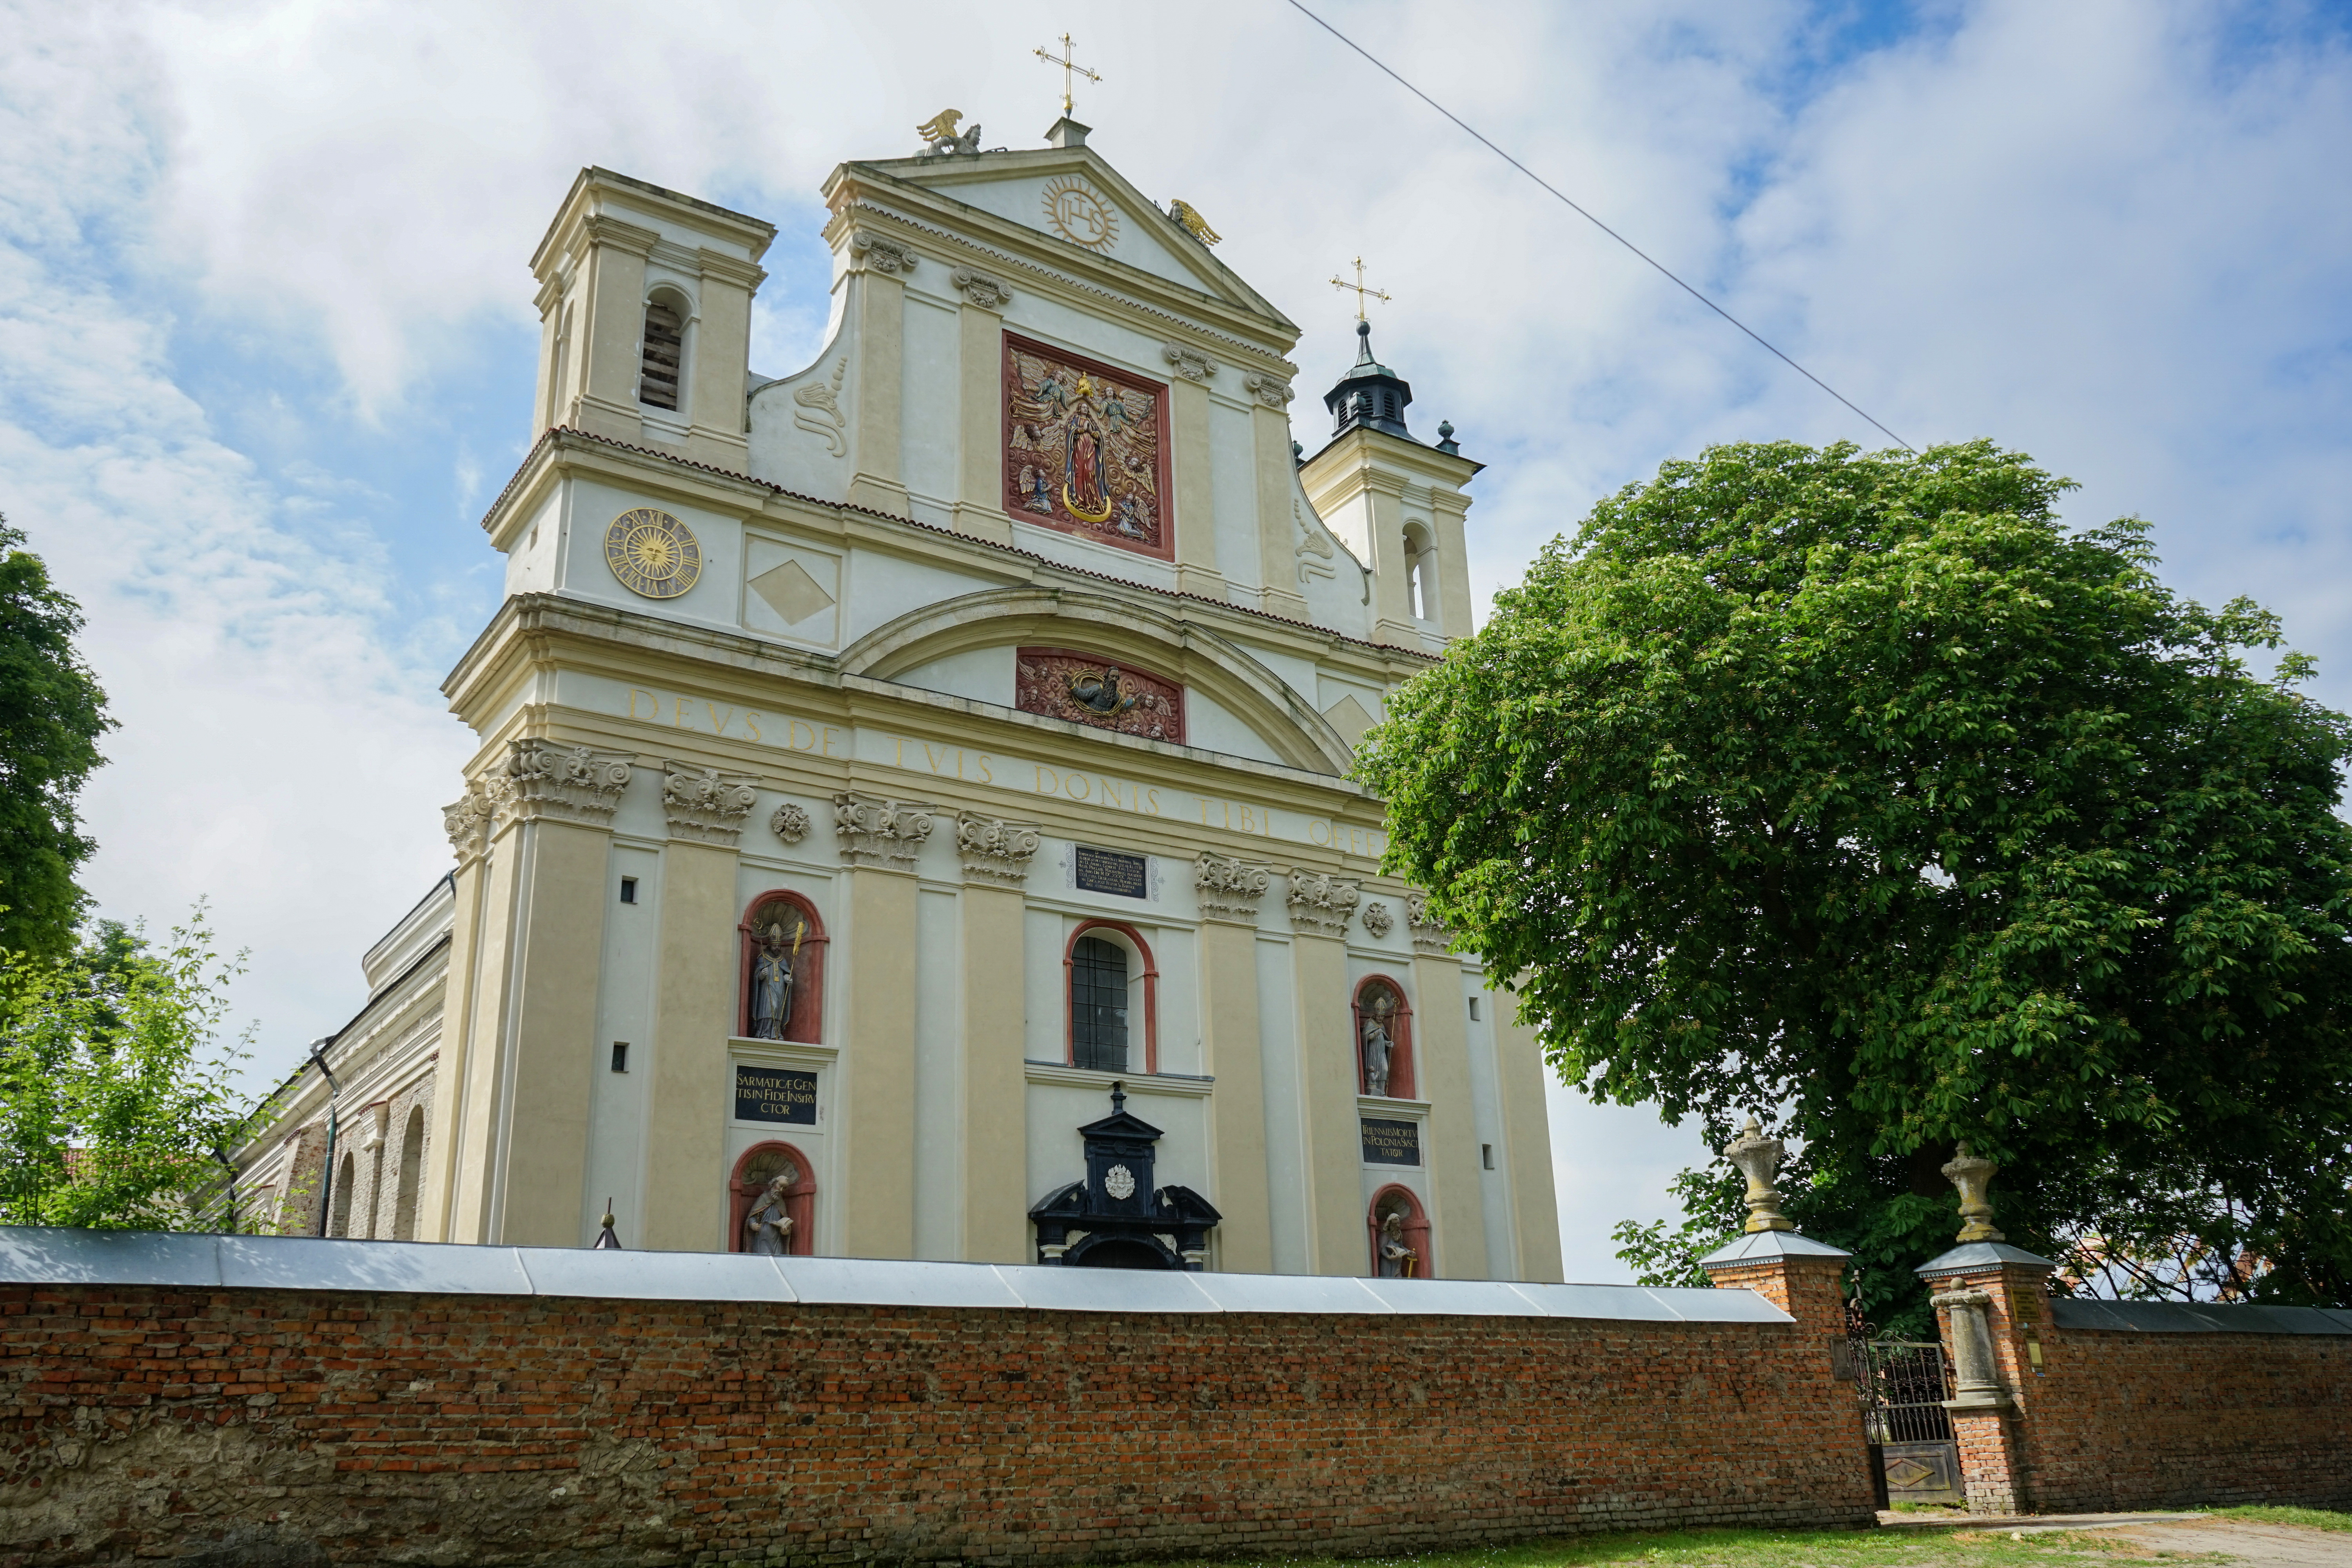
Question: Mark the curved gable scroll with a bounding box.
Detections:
[840,587,1356,775]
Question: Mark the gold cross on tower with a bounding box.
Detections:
[1330,256,1392,321]
[1034,33,1102,120]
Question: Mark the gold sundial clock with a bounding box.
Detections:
[1042,176,1119,252]
[603,507,702,599]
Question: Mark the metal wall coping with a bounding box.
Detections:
[2047,1297,2352,1336]
[0,1227,1792,1324]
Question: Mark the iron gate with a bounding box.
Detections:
[1859,1339,1962,1505]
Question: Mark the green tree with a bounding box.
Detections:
[0,515,113,958]
[0,909,267,1229]
[1360,439,2352,1314]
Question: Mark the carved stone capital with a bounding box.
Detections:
[1195,853,1271,924]
[769,801,812,846]
[1405,893,1453,956]
[489,740,632,829]
[443,785,494,863]
[851,233,918,275]
[1241,372,1295,408]
[662,763,760,845]
[1286,869,1361,939]
[833,792,934,870]
[1360,900,1394,939]
[1161,343,1216,383]
[956,811,1041,886]
[951,266,1013,310]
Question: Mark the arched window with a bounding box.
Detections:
[1368,1185,1433,1278]
[392,1105,425,1242]
[1064,920,1158,1075]
[639,297,685,411]
[739,892,829,1043]
[330,1150,357,1238]
[1353,976,1415,1099]
[730,1141,816,1255]
[1404,524,1434,621]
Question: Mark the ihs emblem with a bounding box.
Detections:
[603,507,702,600]
[1042,176,1119,252]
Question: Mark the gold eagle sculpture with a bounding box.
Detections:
[915,109,982,156]
[1168,199,1221,246]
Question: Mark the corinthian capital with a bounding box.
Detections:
[662,763,760,846]
[956,811,1041,886]
[1405,892,1453,956]
[443,784,493,863]
[1195,852,1272,924]
[833,792,935,870]
[1285,869,1362,939]
[490,740,632,829]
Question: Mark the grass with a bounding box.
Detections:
[1129,1527,2230,1568]
[2201,1504,2352,1533]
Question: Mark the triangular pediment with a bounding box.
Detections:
[853,141,1292,330]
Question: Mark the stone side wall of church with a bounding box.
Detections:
[1999,1328,2352,1513]
[0,1283,1877,1564]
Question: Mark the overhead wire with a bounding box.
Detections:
[1281,0,1916,453]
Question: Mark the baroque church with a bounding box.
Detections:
[232,104,1563,1283]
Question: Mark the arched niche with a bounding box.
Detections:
[738,891,828,1042]
[1352,975,1415,1100]
[729,1140,816,1256]
[1368,1184,1432,1279]
[1064,918,1158,1076]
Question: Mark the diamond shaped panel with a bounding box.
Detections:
[750,558,836,626]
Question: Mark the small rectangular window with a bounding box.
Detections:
[1467,996,1481,1021]
[1482,1143,1495,1170]
[610,1042,630,1073]
[619,877,637,904]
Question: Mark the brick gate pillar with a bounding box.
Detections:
[1698,1229,1855,1337]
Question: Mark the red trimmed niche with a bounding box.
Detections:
[1063,918,1159,1076]
[1368,1184,1433,1279]
[1352,975,1415,1100]
[738,892,828,1042]
[729,1141,816,1256]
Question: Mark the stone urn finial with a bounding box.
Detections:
[1941,1143,2005,1243]
[1724,1114,1793,1233]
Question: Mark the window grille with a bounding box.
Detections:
[640,302,683,410]
[1070,935,1129,1072]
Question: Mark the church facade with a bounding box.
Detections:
[232,114,1563,1282]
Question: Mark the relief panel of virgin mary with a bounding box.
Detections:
[1001,334,1174,561]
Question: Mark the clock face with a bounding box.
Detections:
[603,507,702,599]
[1042,176,1119,252]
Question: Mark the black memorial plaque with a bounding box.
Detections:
[1074,845,1149,898]
[735,1065,818,1125]
[1360,1117,1421,1167]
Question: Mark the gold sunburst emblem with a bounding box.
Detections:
[1042,176,1119,252]
[603,507,702,600]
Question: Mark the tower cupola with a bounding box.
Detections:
[1322,320,1416,441]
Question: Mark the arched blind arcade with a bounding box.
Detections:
[1070,935,1129,1073]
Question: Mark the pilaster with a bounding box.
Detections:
[684,248,765,469]
[421,787,492,1243]
[1246,387,1307,621]
[1197,854,1274,1272]
[1287,870,1364,1273]
[952,270,1016,545]
[639,828,739,1251]
[1169,374,1227,599]
[847,267,910,518]
[958,812,1037,1261]
[835,794,933,1258]
[1431,490,1475,639]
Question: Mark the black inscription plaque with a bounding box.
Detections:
[1360,1117,1421,1167]
[735,1065,818,1125]
[1074,845,1149,898]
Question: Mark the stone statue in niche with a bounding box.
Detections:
[744,1169,797,1255]
[1360,989,1397,1097]
[750,916,806,1040]
[1378,1210,1419,1278]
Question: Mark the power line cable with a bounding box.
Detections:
[1281,0,1915,453]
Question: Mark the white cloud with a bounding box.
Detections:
[4,0,2346,1274]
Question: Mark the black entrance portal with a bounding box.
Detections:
[1029,1083,1220,1271]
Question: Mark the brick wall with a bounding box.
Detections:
[2007,1321,2352,1512]
[0,1282,1877,1566]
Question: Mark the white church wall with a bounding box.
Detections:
[745,306,856,504]
[740,531,843,649]
[555,477,748,641]
[1461,969,1519,1279]
[1208,393,1263,597]
[502,490,564,599]
[892,645,1013,707]
[584,840,661,1250]
[1183,689,1284,768]
[898,290,962,533]
[838,548,1004,648]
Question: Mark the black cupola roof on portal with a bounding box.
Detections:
[1323,319,1416,442]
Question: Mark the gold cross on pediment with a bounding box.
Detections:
[1034,33,1102,120]
[1330,256,1392,321]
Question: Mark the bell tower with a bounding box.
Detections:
[528,167,776,469]
[1297,321,1481,650]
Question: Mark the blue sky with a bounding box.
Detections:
[4,0,2350,1277]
